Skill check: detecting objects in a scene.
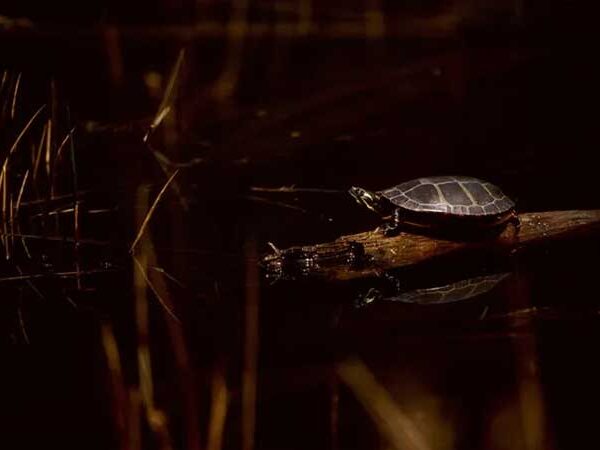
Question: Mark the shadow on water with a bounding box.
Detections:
[2,2,600,450]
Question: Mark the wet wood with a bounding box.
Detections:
[262,210,600,280]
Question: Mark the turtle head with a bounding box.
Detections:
[349,186,384,213]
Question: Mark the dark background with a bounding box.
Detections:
[2,1,600,449]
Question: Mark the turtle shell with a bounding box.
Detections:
[379,176,514,217]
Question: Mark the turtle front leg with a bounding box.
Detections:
[382,208,402,236]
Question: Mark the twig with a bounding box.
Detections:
[151,149,204,168]
[100,321,128,450]
[142,50,190,210]
[50,127,75,197]
[149,266,186,288]
[32,122,47,181]
[9,195,14,250]
[28,206,114,218]
[45,117,52,178]
[242,236,259,450]
[2,164,8,259]
[337,358,430,450]
[143,49,183,141]
[245,195,311,214]
[0,70,7,93]
[14,169,29,215]
[297,0,312,34]
[133,257,181,323]
[132,239,155,416]
[132,184,200,450]
[130,170,179,253]
[0,16,465,40]
[0,231,108,246]
[145,49,185,142]
[18,189,92,207]
[15,265,45,300]
[6,104,45,158]
[213,0,248,102]
[207,365,229,450]
[17,303,30,344]
[249,186,342,194]
[74,200,81,290]
[11,72,21,120]
[1,267,119,283]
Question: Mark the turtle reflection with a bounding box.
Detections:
[358,272,511,307]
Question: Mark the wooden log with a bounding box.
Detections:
[262,210,600,280]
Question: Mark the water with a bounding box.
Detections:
[2,3,600,450]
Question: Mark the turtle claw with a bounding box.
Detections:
[382,223,400,237]
[355,288,382,308]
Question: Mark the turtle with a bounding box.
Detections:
[349,175,519,236]
[357,272,511,307]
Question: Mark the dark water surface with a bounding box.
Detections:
[2,3,600,450]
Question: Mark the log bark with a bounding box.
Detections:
[262,210,600,280]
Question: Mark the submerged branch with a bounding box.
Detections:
[262,210,600,280]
